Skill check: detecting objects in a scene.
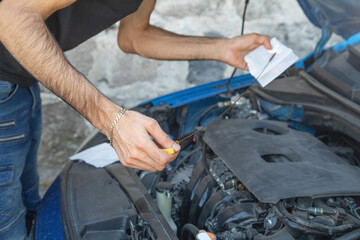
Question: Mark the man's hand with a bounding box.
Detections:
[220,33,272,70]
[110,110,180,172]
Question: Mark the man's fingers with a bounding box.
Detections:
[145,117,181,152]
[249,33,272,50]
[116,143,164,172]
[129,131,177,169]
[143,136,179,166]
[111,110,180,172]
[257,34,272,50]
[140,142,179,171]
[244,63,249,71]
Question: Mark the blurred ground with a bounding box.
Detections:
[38,0,342,195]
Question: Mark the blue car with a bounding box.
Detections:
[35,0,360,239]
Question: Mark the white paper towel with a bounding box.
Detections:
[245,38,299,87]
[69,143,118,168]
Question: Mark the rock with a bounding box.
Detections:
[65,40,95,76]
[155,0,224,17]
[187,31,227,84]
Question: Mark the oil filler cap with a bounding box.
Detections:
[196,230,216,240]
[155,182,173,193]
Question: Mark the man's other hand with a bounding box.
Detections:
[111,110,180,172]
[221,33,272,70]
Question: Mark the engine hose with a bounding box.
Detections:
[198,104,219,126]
[282,219,325,236]
[294,203,337,215]
[335,229,360,240]
[345,212,360,227]
[181,223,199,240]
[278,204,353,233]
[209,199,231,220]
[355,207,360,220]
[272,202,354,235]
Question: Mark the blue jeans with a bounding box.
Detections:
[0,80,42,239]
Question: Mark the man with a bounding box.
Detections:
[0,0,271,238]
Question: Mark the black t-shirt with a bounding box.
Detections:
[0,0,143,87]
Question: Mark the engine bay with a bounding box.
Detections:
[53,43,360,240]
[132,44,360,239]
[137,92,360,240]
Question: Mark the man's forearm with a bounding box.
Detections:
[117,0,271,69]
[118,23,271,70]
[119,25,226,62]
[0,1,116,134]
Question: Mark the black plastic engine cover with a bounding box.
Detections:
[203,119,360,203]
[60,161,177,240]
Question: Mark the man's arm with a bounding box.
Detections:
[118,0,272,70]
[0,0,179,172]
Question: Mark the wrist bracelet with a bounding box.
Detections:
[109,108,127,147]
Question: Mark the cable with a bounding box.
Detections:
[224,0,250,94]
[225,68,237,94]
[241,0,250,35]
[197,104,219,126]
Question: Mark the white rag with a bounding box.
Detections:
[69,143,118,168]
[244,37,299,87]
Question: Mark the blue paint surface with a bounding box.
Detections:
[35,177,65,240]
[140,74,256,108]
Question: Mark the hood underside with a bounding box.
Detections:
[297,0,360,39]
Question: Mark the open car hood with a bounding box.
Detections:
[297,0,360,39]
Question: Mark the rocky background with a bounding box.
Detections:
[38,0,342,195]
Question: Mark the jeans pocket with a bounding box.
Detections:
[0,80,17,103]
[0,133,25,145]
[0,166,14,224]
[0,119,16,130]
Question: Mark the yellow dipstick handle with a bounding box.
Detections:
[162,148,175,154]
[161,141,179,154]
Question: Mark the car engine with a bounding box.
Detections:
[138,91,360,240]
